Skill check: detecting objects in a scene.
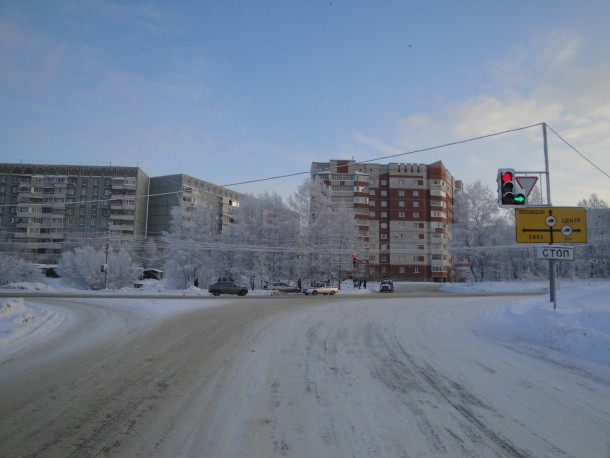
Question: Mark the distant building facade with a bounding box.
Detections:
[311,159,461,282]
[147,174,242,238]
[0,163,241,263]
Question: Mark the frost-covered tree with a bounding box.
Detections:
[288,178,361,284]
[571,193,610,279]
[451,180,509,281]
[0,255,43,286]
[218,192,300,287]
[161,200,215,289]
[142,237,160,269]
[56,245,141,290]
[577,193,608,209]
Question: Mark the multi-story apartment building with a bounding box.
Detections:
[0,163,149,263]
[147,174,242,237]
[0,164,241,264]
[311,159,461,282]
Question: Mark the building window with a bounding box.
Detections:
[414,267,420,273]
[399,267,406,273]
[398,190,405,196]
[413,212,420,218]
[413,201,419,207]
[399,201,405,207]
[380,211,387,218]
[413,190,420,196]
[398,211,405,218]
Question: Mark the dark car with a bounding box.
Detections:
[208,281,248,296]
[379,279,394,293]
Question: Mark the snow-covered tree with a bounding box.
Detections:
[56,245,141,290]
[218,192,300,287]
[142,237,160,269]
[0,255,43,286]
[161,200,216,289]
[288,178,361,284]
[572,193,610,279]
[451,180,509,281]
[577,193,608,209]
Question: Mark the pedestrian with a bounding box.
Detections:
[297,278,302,291]
[363,278,367,289]
[194,278,199,288]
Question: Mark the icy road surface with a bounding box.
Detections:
[1,288,609,457]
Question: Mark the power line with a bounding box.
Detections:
[219,123,545,188]
[546,124,610,180]
[0,123,544,209]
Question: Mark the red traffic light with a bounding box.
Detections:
[501,171,514,182]
[352,253,358,259]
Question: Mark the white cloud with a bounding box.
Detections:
[353,28,609,206]
[491,28,583,84]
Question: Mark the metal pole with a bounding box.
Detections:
[104,234,109,290]
[542,123,557,309]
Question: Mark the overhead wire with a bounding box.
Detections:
[546,124,610,180]
[0,122,545,209]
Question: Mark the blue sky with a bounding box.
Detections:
[1,0,609,206]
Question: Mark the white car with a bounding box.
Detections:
[265,282,301,293]
[302,282,339,296]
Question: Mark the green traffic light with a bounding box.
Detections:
[514,195,525,204]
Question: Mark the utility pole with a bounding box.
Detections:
[542,122,557,309]
[104,234,109,290]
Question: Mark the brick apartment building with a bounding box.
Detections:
[311,159,461,282]
[0,163,241,264]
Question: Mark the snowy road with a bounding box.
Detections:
[1,290,609,457]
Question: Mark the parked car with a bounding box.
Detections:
[379,279,394,293]
[302,282,339,296]
[265,282,301,293]
[208,281,248,296]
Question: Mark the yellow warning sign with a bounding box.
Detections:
[515,207,587,243]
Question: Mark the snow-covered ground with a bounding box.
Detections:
[2,278,610,366]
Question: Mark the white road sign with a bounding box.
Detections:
[535,245,575,261]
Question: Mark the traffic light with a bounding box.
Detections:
[497,168,527,207]
[100,264,105,272]
[352,253,358,267]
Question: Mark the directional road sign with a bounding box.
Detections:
[515,206,587,243]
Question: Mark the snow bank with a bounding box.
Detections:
[484,282,610,365]
[0,297,69,354]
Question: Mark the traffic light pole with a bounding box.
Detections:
[542,123,557,308]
